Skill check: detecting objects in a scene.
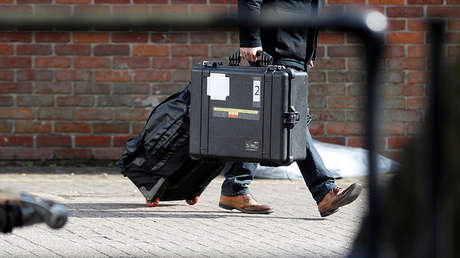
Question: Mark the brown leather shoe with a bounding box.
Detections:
[219,194,273,214]
[317,183,362,217]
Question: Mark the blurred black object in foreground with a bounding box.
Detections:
[349,57,460,258]
[0,189,68,233]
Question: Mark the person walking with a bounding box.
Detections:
[218,0,363,217]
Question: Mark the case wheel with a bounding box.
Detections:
[185,196,199,205]
[146,197,160,207]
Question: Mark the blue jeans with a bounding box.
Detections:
[221,62,337,203]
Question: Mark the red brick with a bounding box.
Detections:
[76,109,113,121]
[74,32,110,43]
[0,108,34,119]
[328,46,363,57]
[388,137,411,149]
[0,6,33,16]
[408,71,426,83]
[172,70,190,82]
[368,0,403,4]
[347,136,365,148]
[93,148,122,160]
[57,96,94,106]
[0,70,14,80]
[36,32,70,43]
[94,45,130,56]
[151,83,188,95]
[328,0,364,3]
[18,0,51,3]
[408,0,442,3]
[113,84,149,95]
[408,20,427,31]
[384,97,405,109]
[74,82,110,95]
[56,0,90,3]
[0,32,31,42]
[17,95,53,107]
[37,135,71,147]
[383,122,405,135]
[387,58,425,70]
[17,45,52,56]
[0,82,32,94]
[151,5,188,16]
[190,5,228,16]
[95,71,131,82]
[55,45,91,56]
[448,20,460,31]
[112,32,148,43]
[35,5,70,16]
[55,149,92,160]
[16,148,53,160]
[309,71,326,82]
[407,97,428,110]
[315,58,346,70]
[0,44,13,55]
[133,122,145,134]
[0,0,13,3]
[94,123,130,133]
[346,58,362,70]
[38,108,73,120]
[191,32,229,44]
[76,136,110,147]
[0,57,31,68]
[0,121,12,132]
[14,120,49,133]
[133,70,171,82]
[328,96,363,109]
[74,57,110,69]
[408,46,427,57]
[448,46,460,57]
[210,45,238,58]
[0,135,33,146]
[112,5,150,16]
[0,149,14,160]
[113,135,134,147]
[387,7,423,17]
[407,122,423,135]
[328,71,364,82]
[387,32,424,44]
[345,5,384,13]
[17,70,52,81]
[97,95,134,107]
[447,0,460,3]
[36,82,71,94]
[95,0,129,3]
[74,5,110,16]
[56,70,91,81]
[447,32,460,43]
[0,96,13,106]
[133,45,169,57]
[427,7,460,18]
[388,20,406,31]
[35,57,71,68]
[133,0,167,3]
[309,122,325,135]
[152,57,190,69]
[384,110,423,122]
[55,122,91,133]
[151,32,188,44]
[113,57,150,69]
[312,110,346,121]
[115,108,150,121]
[384,46,405,57]
[402,84,425,96]
[172,45,208,57]
[326,122,363,135]
[210,0,236,3]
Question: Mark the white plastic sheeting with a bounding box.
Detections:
[255,140,400,179]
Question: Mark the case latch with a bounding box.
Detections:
[202,61,223,68]
[284,106,300,129]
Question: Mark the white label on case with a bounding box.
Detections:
[253,80,261,102]
[207,73,229,101]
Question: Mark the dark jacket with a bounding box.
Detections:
[239,0,321,71]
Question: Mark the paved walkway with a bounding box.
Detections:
[0,168,368,258]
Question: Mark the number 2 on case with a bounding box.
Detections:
[253,80,261,102]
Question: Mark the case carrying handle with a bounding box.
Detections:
[228,50,273,67]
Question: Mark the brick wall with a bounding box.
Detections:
[0,0,458,161]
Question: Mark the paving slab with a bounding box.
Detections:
[0,168,368,258]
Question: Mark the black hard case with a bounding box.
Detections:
[190,62,308,165]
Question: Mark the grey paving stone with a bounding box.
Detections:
[0,170,369,258]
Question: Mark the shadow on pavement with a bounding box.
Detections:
[67,202,325,221]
